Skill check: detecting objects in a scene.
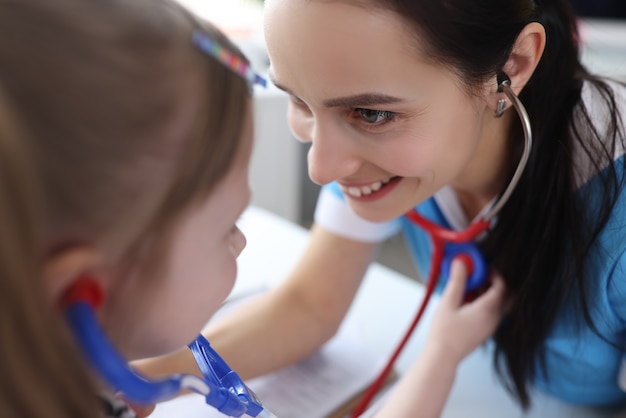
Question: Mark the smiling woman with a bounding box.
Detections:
[207,0,626,412]
[267,2,512,223]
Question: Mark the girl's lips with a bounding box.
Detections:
[339,176,401,202]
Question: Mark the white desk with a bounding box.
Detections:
[155,206,624,418]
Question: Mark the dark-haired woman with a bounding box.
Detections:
[139,0,626,414]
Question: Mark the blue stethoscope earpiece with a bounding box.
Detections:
[62,278,271,417]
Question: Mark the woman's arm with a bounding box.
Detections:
[203,224,380,378]
[375,260,509,418]
[134,224,379,380]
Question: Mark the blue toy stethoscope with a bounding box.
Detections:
[351,72,533,417]
[61,277,277,418]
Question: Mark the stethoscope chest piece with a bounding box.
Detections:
[441,241,488,291]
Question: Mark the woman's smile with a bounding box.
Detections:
[339,176,401,201]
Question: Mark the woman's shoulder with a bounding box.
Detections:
[571,78,626,189]
[579,78,626,127]
[314,183,402,242]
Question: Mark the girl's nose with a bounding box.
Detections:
[229,226,247,258]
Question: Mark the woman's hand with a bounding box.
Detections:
[375,259,509,418]
[426,258,509,364]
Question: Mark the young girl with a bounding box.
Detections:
[0,0,507,417]
[0,0,256,415]
[143,0,626,412]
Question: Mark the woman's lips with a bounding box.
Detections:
[339,176,401,201]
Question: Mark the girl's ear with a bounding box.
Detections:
[43,246,104,302]
[486,22,546,113]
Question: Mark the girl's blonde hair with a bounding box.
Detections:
[0,0,252,414]
[0,0,251,260]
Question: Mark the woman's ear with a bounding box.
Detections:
[43,246,104,302]
[502,22,546,95]
[485,22,546,113]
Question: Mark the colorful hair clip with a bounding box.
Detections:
[192,30,267,91]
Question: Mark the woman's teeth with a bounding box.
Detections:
[342,177,393,198]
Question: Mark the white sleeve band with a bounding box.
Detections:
[313,188,401,243]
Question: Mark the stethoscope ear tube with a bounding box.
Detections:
[484,72,533,222]
[63,278,273,417]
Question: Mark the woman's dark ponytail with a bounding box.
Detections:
[385,0,626,407]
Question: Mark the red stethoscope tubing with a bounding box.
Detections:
[350,213,490,417]
[350,74,530,416]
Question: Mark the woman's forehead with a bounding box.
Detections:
[265,0,414,50]
[264,0,438,96]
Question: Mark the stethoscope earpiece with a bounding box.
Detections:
[59,275,104,310]
[497,71,512,90]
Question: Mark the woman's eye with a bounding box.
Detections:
[355,108,394,124]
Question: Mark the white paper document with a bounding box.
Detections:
[150,294,390,418]
[243,325,386,418]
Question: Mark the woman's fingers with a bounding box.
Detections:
[481,274,510,314]
[441,258,469,306]
[462,274,509,326]
[441,258,510,322]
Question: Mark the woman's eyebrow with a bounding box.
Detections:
[323,93,404,108]
[268,73,404,108]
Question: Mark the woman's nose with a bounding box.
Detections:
[288,105,361,185]
[306,120,361,186]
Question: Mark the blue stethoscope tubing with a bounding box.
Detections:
[63,278,276,418]
[351,73,533,417]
